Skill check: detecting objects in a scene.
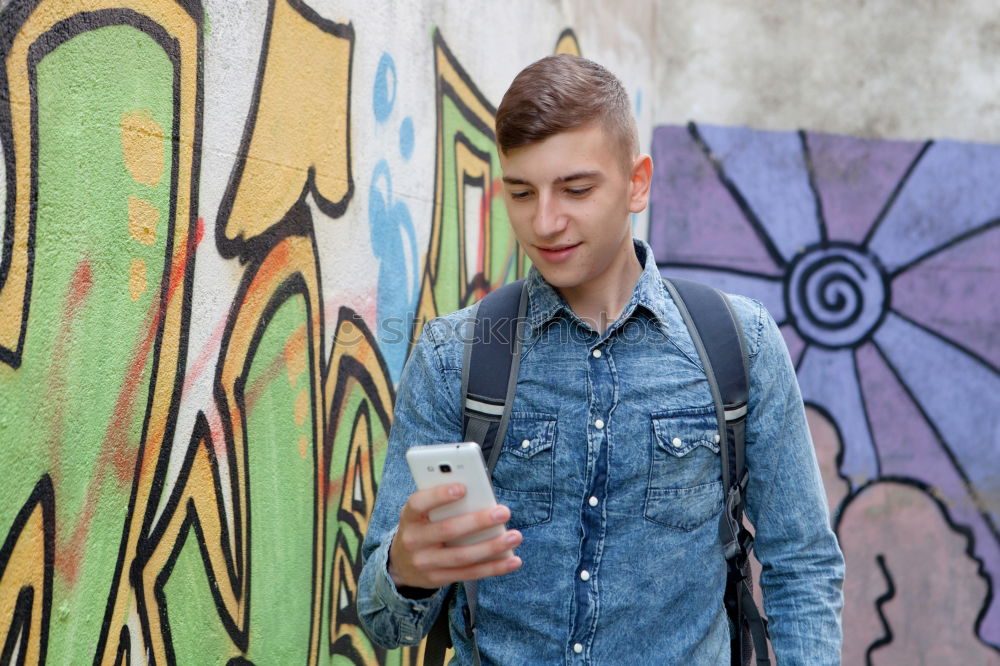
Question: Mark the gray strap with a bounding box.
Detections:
[485,281,528,475]
[662,278,731,490]
[464,416,492,452]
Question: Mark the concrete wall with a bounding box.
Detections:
[0,0,996,663]
[649,4,1000,663]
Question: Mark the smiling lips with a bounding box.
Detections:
[535,242,581,263]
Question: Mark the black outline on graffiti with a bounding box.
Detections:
[148,410,238,662]
[869,334,1000,538]
[684,121,788,270]
[653,121,1000,653]
[859,140,933,251]
[781,240,892,351]
[454,131,493,299]
[324,307,395,662]
[888,216,1000,281]
[215,0,355,262]
[0,4,202,662]
[798,130,829,246]
[865,553,895,664]
[834,476,1000,659]
[418,28,500,315]
[0,475,54,665]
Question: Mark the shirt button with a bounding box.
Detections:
[521,439,531,449]
[714,434,721,444]
[595,419,605,430]
[588,496,599,507]
[573,643,584,654]
[580,570,591,581]
[592,348,602,358]
[671,437,683,448]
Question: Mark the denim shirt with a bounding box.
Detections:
[358,240,844,665]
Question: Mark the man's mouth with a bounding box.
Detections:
[535,242,581,262]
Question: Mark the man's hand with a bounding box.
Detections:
[388,483,523,590]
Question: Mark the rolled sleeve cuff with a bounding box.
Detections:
[368,529,448,645]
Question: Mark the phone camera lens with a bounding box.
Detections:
[439,464,452,473]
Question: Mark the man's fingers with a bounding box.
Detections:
[403,483,466,517]
[412,529,522,571]
[432,505,510,543]
[423,554,523,588]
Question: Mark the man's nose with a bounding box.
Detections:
[533,191,568,237]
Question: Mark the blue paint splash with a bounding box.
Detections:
[373,52,396,123]
[369,160,418,381]
[399,117,414,160]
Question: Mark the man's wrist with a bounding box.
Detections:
[387,536,439,598]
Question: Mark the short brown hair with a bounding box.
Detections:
[496,55,638,170]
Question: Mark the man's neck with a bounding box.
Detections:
[559,242,644,334]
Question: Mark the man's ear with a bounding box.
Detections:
[627,154,653,214]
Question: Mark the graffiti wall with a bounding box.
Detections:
[0,0,648,663]
[1,0,997,664]
[650,123,1000,663]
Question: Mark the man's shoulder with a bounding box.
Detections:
[415,303,478,372]
[717,291,768,359]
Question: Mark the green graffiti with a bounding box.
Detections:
[244,294,316,660]
[432,97,519,316]
[165,294,317,661]
[0,24,173,660]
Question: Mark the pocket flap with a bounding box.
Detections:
[652,409,720,457]
[504,414,556,459]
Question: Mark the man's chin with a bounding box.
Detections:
[531,265,585,291]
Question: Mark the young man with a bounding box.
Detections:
[358,55,844,664]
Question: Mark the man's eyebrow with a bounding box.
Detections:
[501,171,603,186]
[554,170,602,184]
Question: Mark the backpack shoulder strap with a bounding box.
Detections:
[662,277,770,666]
[460,278,529,470]
[424,278,528,666]
[662,278,748,489]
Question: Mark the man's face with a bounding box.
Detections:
[499,123,650,294]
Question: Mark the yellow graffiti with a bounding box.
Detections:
[120,109,166,187]
[2,0,191,362]
[0,2,581,664]
[0,477,53,665]
[219,0,354,248]
[0,0,199,662]
[128,257,148,301]
[411,31,525,340]
[139,233,326,664]
[325,309,419,665]
[128,196,160,245]
[554,28,581,56]
[411,29,580,344]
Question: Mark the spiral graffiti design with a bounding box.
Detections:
[787,245,888,348]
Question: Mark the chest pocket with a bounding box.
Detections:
[491,413,556,530]
[645,407,723,530]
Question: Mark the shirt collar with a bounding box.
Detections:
[524,238,672,336]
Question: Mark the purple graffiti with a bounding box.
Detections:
[650,123,1000,652]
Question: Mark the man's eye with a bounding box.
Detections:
[567,186,593,197]
[510,191,531,200]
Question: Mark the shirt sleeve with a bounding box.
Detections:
[741,300,846,664]
[356,318,465,648]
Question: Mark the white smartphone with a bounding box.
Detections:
[405,442,505,547]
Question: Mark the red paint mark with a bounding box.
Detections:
[242,349,289,419]
[45,259,96,488]
[207,405,226,459]
[323,434,375,507]
[182,315,229,396]
[58,226,199,586]
[196,216,205,247]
